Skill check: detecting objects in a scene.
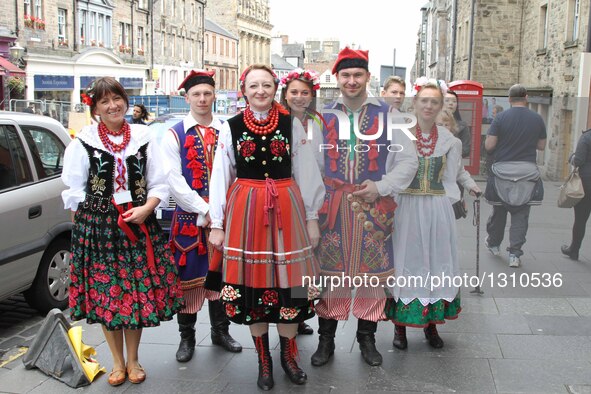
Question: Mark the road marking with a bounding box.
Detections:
[0,347,28,368]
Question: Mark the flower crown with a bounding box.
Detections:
[81,80,96,106]
[239,67,279,90]
[413,77,448,96]
[279,68,320,91]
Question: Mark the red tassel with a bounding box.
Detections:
[173,221,180,236]
[186,148,198,160]
[330,159,337,173]
[178,252,187,267]
[198,242,207,255]
[187,223,199,237]
[180,223,189,236]
[184,135,196,148]
[169,240,176,253]
[368,159,378,172]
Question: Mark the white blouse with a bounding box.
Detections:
[209,116,325,229]
[61,124,169,211]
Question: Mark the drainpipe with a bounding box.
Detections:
[201,0,206,68]
[467,0,476,80]
[131,0,134,54]
[14,0,19,37]
[450,0,458,80]
[73,0,78,52]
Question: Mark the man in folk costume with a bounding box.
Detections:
[312,48,418,366]
[161,70,242,362]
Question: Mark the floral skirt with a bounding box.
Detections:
[385,296,461,327]
[216,178,320,325]
[69,206,184,331]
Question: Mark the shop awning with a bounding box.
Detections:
[0,56,25,77]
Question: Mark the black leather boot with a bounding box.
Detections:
[208,300,242,352]
[424,323,444,348]
[311,317,337,366]
[279,336,307,385]
[356,319,382,366]
[176,313,197,362]
[561,244,579,261]
[297,321,314,335]
[392,324,408,350]
[252,334,274,391]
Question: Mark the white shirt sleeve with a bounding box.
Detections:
[291,118,326,220]
[161,127,209,215]
[145,134,169,204]
[61,138,89,211]
[209,122,236,229]
[376,128,419,197]
[457,164,477,191]
[443,137,463,204]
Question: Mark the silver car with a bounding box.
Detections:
[0,112,72,313]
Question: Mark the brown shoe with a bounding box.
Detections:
[108,368,126,386]
[127,364,146,384]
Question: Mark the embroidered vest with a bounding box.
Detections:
[228,113,292,180]
[402,156,446,195]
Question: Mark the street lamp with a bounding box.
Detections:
[9,42,25,62]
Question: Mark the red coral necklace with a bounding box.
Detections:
[243,102,289,135]
[415,123,438,157]
[98,121,131,153]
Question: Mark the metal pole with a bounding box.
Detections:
[587,0,591,52]
[467,0,476,80]
[471,194,484,295]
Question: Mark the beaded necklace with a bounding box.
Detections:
[98,121,131,153]
[243,102,289,135]
[415,123,438,157]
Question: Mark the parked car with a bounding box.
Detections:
[0,112,72,313]
[148,113,232,233]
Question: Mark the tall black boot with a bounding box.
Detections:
[208,300,242,352]
[392,324,408,350]
[279,336,307,385]
[176,313,197,362]
[424,323,444,348]
[356,319,382,366]
[311,317,337,366]
[252,334,274,391]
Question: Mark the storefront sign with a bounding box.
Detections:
[120,77,143,89]
[34,75,74,91]
[80,76,102,89]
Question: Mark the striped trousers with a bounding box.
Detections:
[315,286,387,322]
[179,287,220,314]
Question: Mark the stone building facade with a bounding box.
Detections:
[0,0,207,110]
[204,18,238,90]
[413,0,591,180]
[205,0,272,73]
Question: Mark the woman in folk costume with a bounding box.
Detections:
[161,70,242,364]
[62,77,183,386]
[207,64,325,390]
[386,78,479,349]
[278,67,325,336]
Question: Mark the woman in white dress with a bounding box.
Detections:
[386,79,479,350]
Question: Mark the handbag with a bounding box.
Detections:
[452,198,468,219]
[558,167,585,208]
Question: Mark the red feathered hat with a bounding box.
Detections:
[178,69,216,91]
[332,47,369,75]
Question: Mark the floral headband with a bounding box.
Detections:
[279,68,320,91]
[81,80,96,106]
[413,76,448,96]
[239,67,279,91]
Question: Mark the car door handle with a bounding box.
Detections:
[28,205,42,219]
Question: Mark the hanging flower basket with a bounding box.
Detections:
[35,19,46,30]
[24,15,34,28]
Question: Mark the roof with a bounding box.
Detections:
[0,56,25,76]
[271,54,296,71]
[303,61,335,75]
[204,19,238,40]
[282,43,305,58]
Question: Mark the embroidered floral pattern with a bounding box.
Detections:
[259,290,279,306]
[237,133,256,162]
[270,133,289,161]
[307,286,322,301]
[90,175,106,194]
[279,307,300,320]
[245,307,268,322]
[225,303,240,317]
[220,285,241,301]
[134,177,147,197]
